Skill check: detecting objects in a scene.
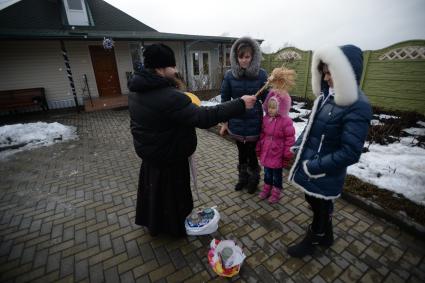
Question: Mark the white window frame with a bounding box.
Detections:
[190,51,212,90]
[63,0,90,26]
[224,44,232,67]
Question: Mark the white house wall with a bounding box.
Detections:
[0,39,224,112]
[0,40,73,110]
[0,40,136,110]
[65,40,134,100]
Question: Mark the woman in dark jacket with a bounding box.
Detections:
[128,44,256,237]
[287,45,372,257]
[220,37,268,194]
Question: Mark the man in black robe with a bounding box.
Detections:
[128,44,256,237]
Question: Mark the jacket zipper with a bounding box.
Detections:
[317,134,325,154]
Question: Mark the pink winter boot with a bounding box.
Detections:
[259,184,272,199]
[268,187,281,204]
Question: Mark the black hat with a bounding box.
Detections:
[143,44,176,69]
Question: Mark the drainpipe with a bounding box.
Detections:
[60,40,79,112]
[183,41,189,89]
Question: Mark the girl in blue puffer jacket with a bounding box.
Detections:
[287,45,372,258]
[220,36,268,194]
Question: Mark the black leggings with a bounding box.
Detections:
[236,141,258,168]
[305,194,333,234]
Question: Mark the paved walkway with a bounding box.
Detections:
[0,110,424,283]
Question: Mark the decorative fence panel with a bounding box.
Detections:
[262,40,425,114]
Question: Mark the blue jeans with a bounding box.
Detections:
[264,167,283,189]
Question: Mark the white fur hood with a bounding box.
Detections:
[311,45,364,106]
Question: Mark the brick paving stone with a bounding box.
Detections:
[139,242,155,262]
[166,266,192,283]
[246,249,269,269]
[132,259,159,279]
[254,265,278,283]
[33,248,48,268]
[60,256,74,278]
[282,257,304,276]
[104,266,120,283]
[46,252,61,273]
[75,259,89,281]
[340,265,364,283]
[383,244,405,262]
[1,110,424,283]
[402,248,423,265]
[89,263,104,283]
[88,249,114,266]
[360,269,384,283]
[347,239,367,256]
[32,271,60,283]
[319,262,343,282]
[120,270,134,283]
[364,242,386,260]
[341,250,369,273]
[299,259,323,280]
[185,271,211,283]
[383,272,404,283]
[168,248,187,270]
[263,252,286,272]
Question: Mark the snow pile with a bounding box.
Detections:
[0,122,78,159]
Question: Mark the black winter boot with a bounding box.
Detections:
[319,221,334,247]
[246,165,260,194]
[287,225,325,258]
[235,164,249,191]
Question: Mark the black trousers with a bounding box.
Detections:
[236,141,258,168]
[305,194,333,234]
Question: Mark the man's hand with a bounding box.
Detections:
[241,95,257,109]
[219,122,228,136]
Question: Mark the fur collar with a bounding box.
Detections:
[230,37,262,79]
[311,46,359,106]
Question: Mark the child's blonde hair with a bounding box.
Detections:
[268,68,297,92]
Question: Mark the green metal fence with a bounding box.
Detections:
[262,40,425,114]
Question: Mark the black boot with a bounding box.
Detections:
[319,221,334,247]
[287,225,325,258]
[246,165,260,194]
[235,164,249,191]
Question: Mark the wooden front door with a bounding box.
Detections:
[89,46,121,97]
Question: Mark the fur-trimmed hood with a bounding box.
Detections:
[311,45,363,106]
[230,36,262,79]
[263,90,292,117]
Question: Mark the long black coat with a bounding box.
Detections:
[128,70,245,236]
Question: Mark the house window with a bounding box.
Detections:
[224,44,231,67]
[63,0,89,26]
[192,52,200,76]
[203,53,209,74]
[67,0,83,10]
[130,43,143,71]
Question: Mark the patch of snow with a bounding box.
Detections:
[403,127,425,137]
[417,121,425,127]
[370,120,384,126]
[201,95,221,107]
[0,122,78,159]
[375,114,400,120]
[348,141,425,206]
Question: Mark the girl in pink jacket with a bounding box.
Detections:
[256,89,295,203]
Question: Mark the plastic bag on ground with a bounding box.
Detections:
[208,238,246,277]
[185,207,220,236]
